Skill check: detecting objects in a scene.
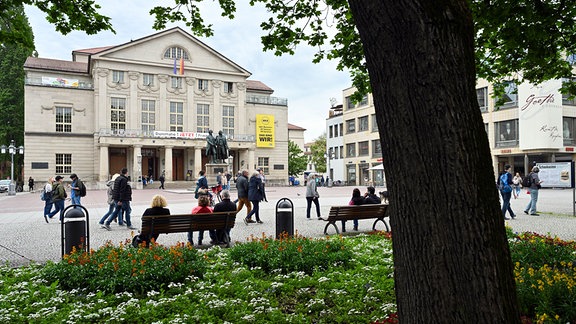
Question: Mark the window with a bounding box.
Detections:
[143,74,154,86]
[371,114,378,132]
[224,82,233,93]
[55,107,72,133]
[564,117,575,145]
[198,79,209,91]
[339,123,343,137]
[372,139,382,158]
[112,70,124,84]
[346,143,356,157]
[334,124,339,137]
[562,78,576,105]
[141,100,155,132]
[334,146,339,159]
[346,119,356,134]
[222,105,235,136]
[258,157,270,174]
[496,81,518,108]
[171,77,182,89]
[345,96,354,110]
[568,53,576,65]
[55,153,72,174]
[358,116,369,132]
[110,98,126,130]
[163,46,189,60]
[169,102,183,131]
[197,104,210,132]
[339,145,344,159]
[329,125,333,138]
[358,141,369,156]
[477,87,488,112]
[347,164,356,185]
[494,119,518,147]
[359,95,368,106]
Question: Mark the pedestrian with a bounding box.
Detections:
[195,170,209,198]
[47,176,67,221]
[216,172,222,187]
[342,188,364,232]
[513,172,522,198]
[69,173,83,206]
[102,168,136,230]
[28,176,34,192]
[158,171,165,190]
[236,170,252,219]
[188,195,213,246]
[364,186,382,204]
[140,194,170,245]
[498,164,516,220]
[257,168,268,202]
[225,171,232,189]
[320,175,325,187]
[221,171,228,191]
[213,190,236,244]
[524,166,543,216]
[42,177,54,223]
[99,175,118,225]
[244,171,264,224]
[305,174,323,220]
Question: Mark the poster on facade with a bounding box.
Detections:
[256,114,275,148]
[536,162,574,188]
[519,79,563,150]
[41,76,79,88]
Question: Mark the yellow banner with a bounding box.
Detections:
[256,114,275,148]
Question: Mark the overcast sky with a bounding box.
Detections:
[25,1,351,143]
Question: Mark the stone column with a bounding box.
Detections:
[194,146,202,180]
[98,144,109,182]
[133,145,142,189]
[165,146,173,181]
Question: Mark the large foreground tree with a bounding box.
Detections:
[11,0,576,321]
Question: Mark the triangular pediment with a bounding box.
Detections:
[90,27,251,77]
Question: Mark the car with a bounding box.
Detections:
[0,179,11,193]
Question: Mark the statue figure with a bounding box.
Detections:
[216,130,229,162]
[205,130,217,163]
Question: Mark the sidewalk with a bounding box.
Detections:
[1,185,575,267]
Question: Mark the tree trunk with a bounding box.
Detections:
[348,1,520,322]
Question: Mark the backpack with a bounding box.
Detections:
[40,188,46,201]
[521,174,533,188]
[78,180,87,197]
[499,173,512,193]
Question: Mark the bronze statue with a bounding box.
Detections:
[216,130,229,162]
[205,130,217,163]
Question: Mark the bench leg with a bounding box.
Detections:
[223,232,231,248]
[323,221,340,235]
[372,218,390,232]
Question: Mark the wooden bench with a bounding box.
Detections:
[323,204,389,235]
[133,211,237,247]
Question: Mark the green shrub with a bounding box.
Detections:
[509,232,576,269]
[41,240,207,295]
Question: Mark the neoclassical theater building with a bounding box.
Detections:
[23,27,289,187]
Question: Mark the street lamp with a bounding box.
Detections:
[1,140,24,196]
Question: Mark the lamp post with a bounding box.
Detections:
[1,140,24,196]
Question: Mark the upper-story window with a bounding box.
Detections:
[222,105,235,136]
[224,82,233,93]
[358,116,369,132]
[171,77,182,89]
[110,98,126,131]
[198,79,209,91]
[346,119,356,134]
[359,94,368,106]
[169,102,184,131]
[564,117,575,146]
[562,78,576,105]
[345,96,354,110]
[143,74,154,86]
[141,99,156,132]
[495,119,518,148]
[371,114,378,132]
[112,70,124,84]
[55,107,72,133]
[495,81,517,109]
[329,125,333,138]
[197,104,210,132]
[164,46,189,60]
[477,87,488,112]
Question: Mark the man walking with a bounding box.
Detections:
[102,168,136,230]
[236,170,251,219]
[47,176,67,221]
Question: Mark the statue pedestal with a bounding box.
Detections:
[205,163,228,186]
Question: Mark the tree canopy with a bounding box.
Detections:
[287,140,307,177]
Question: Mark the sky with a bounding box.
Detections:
[24,1,351,143]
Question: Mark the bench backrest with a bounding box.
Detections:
[327,204,388,220]
[141,211,237,235]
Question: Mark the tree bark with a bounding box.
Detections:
[348,1,520,322]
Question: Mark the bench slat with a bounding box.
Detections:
[324,204,389,235]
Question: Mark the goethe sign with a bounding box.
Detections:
[519,80,563,150]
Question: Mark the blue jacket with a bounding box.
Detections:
[248,175,263,201]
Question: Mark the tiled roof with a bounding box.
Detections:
[288,123,306,131]
[246,80,273,92]
[72,46,115,55]
[24,57,88,73]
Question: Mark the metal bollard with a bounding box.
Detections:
[61,205,90,257]
[275,198,294,238]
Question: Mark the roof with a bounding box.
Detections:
[246,80,274,93]
[24,57,88,73]
[72,46,115,55]
[288,123,306,131]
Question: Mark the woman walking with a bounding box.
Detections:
[306,174,323,220]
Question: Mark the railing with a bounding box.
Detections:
[246,95,288,106]
[98,129,255,142]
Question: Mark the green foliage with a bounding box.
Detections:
[288,140,307,177]
[509,232,576,270]
[41,241,207,295]
[308,134,327,173]
[228,233,353,274]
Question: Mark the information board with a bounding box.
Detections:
[536,162,574,188]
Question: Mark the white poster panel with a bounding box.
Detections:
[518,80,563,150]
[536,162,573,188]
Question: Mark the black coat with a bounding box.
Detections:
[248,176,263,202]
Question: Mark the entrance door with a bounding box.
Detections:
[172,149,184,180]
[109,148,127,177]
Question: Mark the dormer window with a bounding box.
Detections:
[164,46,189,60]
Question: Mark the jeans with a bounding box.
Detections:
[306,197,321,218]
[44,200,53,217]
[341,219,358,232]
[525,189,539,214]
[71,195,81,206]
[48,200,65,220]
[514,185,521,197]
[188,230,215,245]
[246,200,261,221]
[500,191,515,218]
[106,200,131,226]
[99,203,115,224]
[236,197,252,216]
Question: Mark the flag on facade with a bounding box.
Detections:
[173,59,177,74]
[179,57,184,75]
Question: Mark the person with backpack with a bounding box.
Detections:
[69,173,85,206]
[42,177,55,223]
[102,168,136,230]
[47,176,67,221]
[497,164,516,220]
[524,166,543,216]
